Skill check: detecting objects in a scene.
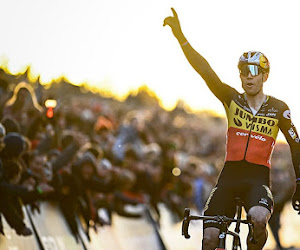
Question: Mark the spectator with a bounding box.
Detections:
[0,66,275,246]
[0,132,26,160]
[3,82,43,136]
[0,159,53,236]
[112,117,143,164]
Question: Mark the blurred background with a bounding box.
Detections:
[0,0,300,249]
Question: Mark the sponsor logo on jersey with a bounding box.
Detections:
[236,132,266,141]
[283,110,291,119]
[228,101,279,139]
[259,198,269,206]
[268,107,278,113]
[263,185,274,202]
[288,127,297,139]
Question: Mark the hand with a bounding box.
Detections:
[292,182,300,213]
[30,202,41,214]
[17,226,32,236]
[37,183,54,194]
[163,8,185,42]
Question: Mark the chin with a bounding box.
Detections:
[246,91,257,96]
[244,88,261,96]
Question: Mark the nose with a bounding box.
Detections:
[247,72,253,78]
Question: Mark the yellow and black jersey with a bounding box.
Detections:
[212,83,300,170]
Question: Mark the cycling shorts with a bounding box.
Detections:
[203,160,274,230]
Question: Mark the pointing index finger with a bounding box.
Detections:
[171,8,178,18]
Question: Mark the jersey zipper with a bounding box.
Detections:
[243,116,255,160]
[242,94,269,160]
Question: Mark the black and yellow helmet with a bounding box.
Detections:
[238,51,270,74]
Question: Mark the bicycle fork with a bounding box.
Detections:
[216,222,227,250]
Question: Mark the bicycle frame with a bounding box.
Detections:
[182,203,255,250]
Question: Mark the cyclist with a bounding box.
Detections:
[164,8,300,250]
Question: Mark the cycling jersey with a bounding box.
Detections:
[203,82,300,226]
[211,83,300,169]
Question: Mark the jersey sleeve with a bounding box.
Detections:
[208,81,238,105]
[278,102,300,179]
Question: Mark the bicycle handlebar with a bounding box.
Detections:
[182,208,255,242]
[182,208,191,238]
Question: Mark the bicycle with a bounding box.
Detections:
[182,197,256,250]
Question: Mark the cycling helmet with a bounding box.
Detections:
[238,51,270,74]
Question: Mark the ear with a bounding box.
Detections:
[263,73,268,82]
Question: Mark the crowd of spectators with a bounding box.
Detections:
[0,67,295,246]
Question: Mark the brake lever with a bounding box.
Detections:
[182,208,191,239]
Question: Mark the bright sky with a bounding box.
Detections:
[1,0,300,141]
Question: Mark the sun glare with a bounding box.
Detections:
[1,0,300,133]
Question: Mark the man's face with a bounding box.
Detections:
[31,155,47,173]
[240,66,268,96]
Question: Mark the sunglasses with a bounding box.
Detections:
[240,65,262,77]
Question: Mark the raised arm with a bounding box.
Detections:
[163,8,223,96]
